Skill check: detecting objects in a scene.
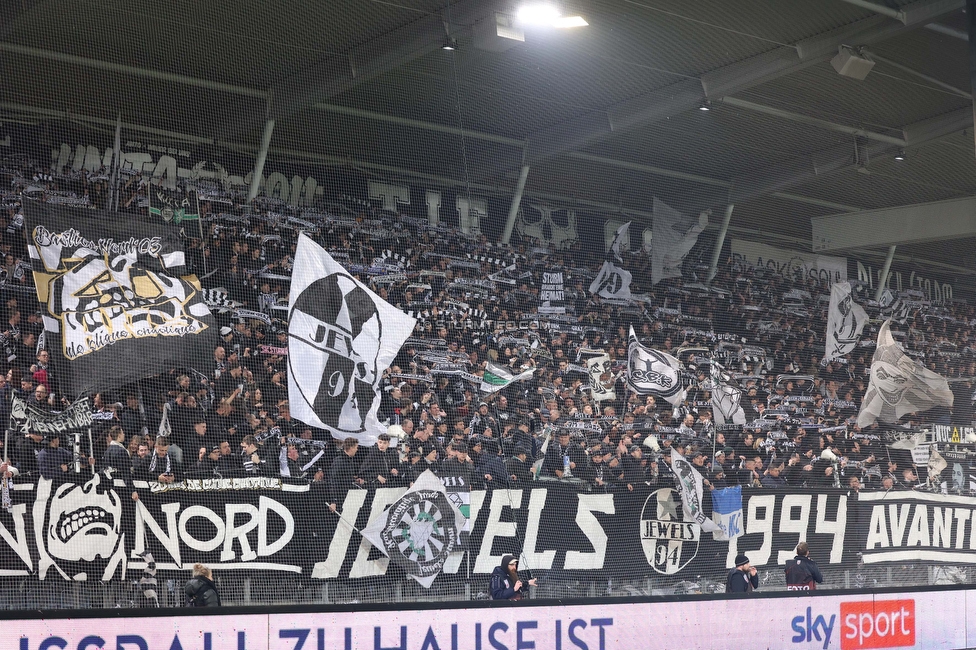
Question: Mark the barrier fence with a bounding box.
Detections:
[3,474,976,609]
[7,584,976,649]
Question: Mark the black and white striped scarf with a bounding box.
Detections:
[147,451,171,475]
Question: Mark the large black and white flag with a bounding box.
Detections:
[670,448,720,532]
[857,320,953,427]
[288,233,416,446]
[824,281,868,362]
[710,361,746,426]
[627,326,685,407]
[589,222,632,300]
[360,469,465,588]
[651,198,707,285]
[25,201,216,396]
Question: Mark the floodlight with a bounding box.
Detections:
[698,100,711,111]
[553,16,588,28]
[894,149,906,161]
[441,39,457,51]
[517,4,561,25]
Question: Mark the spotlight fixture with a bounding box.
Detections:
[517,4,561,25]
[516,4,588,28]
[553,15,588,28]
[894,149,906,161]
[698,100,711,111]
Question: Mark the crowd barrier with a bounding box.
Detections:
[7,584,976,649]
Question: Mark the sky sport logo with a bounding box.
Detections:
[791,599,914,649]
[840,600,914,650]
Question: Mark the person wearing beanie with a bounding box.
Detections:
[725,553,759,593]
[489,554,537,601]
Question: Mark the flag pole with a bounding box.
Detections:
[108,112,122,212]
[88,425,95,476]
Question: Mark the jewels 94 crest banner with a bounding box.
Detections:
[287,233,416,445]
[25,201,216,396]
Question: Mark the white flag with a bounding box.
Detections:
[857,320,953,428]
[479,362,534,394]
[627,326,685,406]
[670,448,720,532]
[158,402,172,438]
[360,470,465,588]
[824,281,868,362]
[288,233,416,446]
[590,261,633,300]
[589,222,632,299]
[651,198,707,285]
[710,362,746,426]
[531,429,552,480]
[586,354,616,402]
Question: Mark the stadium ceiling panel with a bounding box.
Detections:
[1,0,975,266]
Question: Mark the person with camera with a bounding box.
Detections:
[489,554,537,601]
[725,553,759,593]
[784,542,823,591]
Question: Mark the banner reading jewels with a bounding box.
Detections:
[0,478,872,585]
[11,481,976,587]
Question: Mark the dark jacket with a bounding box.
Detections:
[506,456,534,485]
[100,441,135,491]
[475,453,511,490]
[540,441,573,478]
[358,446,401,487]
[37,446,72,480]
[184,575,220,606]
[12,435,44,478]
[328,452,362,504]
[726,567,759,593]
[100,442,132,475]
[785,554,823,590]
[489,566,523,601]
[760,472,788,488]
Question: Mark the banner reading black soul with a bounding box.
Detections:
[24,201,216,396]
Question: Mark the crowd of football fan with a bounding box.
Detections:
[1,162,975,504]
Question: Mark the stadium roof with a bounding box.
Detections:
[1,0,975,273]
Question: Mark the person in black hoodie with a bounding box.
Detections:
[489,554,536,601]
[184,563,220,607]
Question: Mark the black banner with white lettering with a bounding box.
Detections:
[538,271,566,315]
[19,477,976,592]
[853,490,976,566]
[0,477,867,587]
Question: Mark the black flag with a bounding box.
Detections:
[25,201,216,396]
